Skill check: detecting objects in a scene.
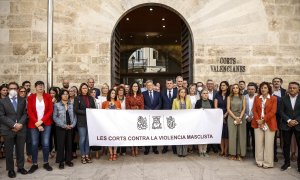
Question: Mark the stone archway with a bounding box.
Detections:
[110,3,194,86]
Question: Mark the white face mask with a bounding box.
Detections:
[197,87,203,92]
[9,89,18,98]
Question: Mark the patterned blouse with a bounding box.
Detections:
[125,94,144,110]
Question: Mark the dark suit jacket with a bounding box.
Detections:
[142,90,162,110]
[195,99,214,109]
[280,94,300,131]
[0,96,27,136]
[74,95,96,128]
[161,88,177,110]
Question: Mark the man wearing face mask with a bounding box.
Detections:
[0,82,28,178]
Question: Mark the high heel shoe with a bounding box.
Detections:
[112,154,117,161]
[131,149,136,157]
[135,148,139,156]
[109,154,113,161]
[95,151,100,159]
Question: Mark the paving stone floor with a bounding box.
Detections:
[0,148,299,180]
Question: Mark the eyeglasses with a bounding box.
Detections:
[20,91,26,93]
[9,88,18,90]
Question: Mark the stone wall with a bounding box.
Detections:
[0,0,299,90]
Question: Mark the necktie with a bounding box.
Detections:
[168,90,172,99]
[12,97,17,112]
[149,91,153,104]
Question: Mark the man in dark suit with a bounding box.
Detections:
[0,82,28,178]
[239,80,248,95]
[142,80,162,155]
[272,77,286,98]
[280,82,300,173]
[161,79,178,154]
[206,79,218,153]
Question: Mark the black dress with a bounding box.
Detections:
[215,93,228,139]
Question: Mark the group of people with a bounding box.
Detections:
[0,76,299,178]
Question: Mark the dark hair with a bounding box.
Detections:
[79,83,89,95]
[247,82,258,92]
[129,82,141,96]
[116,85,125,95]
[288,81,300,87]
[8,82,19,89]
[0,84,8,91]
[58,89,69,102]
[230,83,242,99]
[35,81,44,87]
[272,77,283,84]
[22,80,30,86]
[258,82,272,96]
[238,80,245,84]
[49,87,59,101]
[107,89,117,101]
[218,81,230,97]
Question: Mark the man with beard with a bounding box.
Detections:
[61,79,70,90]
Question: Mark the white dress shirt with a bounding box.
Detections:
[36,98,45,121]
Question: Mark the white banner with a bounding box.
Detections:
[86,109,223,146]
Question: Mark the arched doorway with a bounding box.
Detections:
[111,3,193,88]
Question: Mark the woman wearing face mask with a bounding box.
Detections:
[53,89,77,169]
[252,82,277,168]
[27,81,54,174]
[195,89,214,157]
[227,84,246,161]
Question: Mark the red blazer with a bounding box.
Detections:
[27,93,53,128]
[102,100,121,109]
[251,95,277,131]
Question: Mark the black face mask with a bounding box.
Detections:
[27,88,31,93]
[63,85,69,89]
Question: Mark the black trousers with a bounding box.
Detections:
[56,126,73,163]
[282,128,300,166]
[246,121,255,157]
[163,145,177,152]
[4,132,26,171]
[145,146,157,152]
[49,124,57,152]
[274,130,279,158]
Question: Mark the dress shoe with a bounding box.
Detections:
[59,163,64,169]
[28,164,38,174]
[173,150,177,154]
[66,161,74,167]
[17,168,28,174]
[280,163,291,171]
[144,150,149,155]
[43,163,53,171]
[8,170,16,178]
[153,150,159,154]
[162,148,168,154]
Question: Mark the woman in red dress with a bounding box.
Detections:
[125,82,144,156]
